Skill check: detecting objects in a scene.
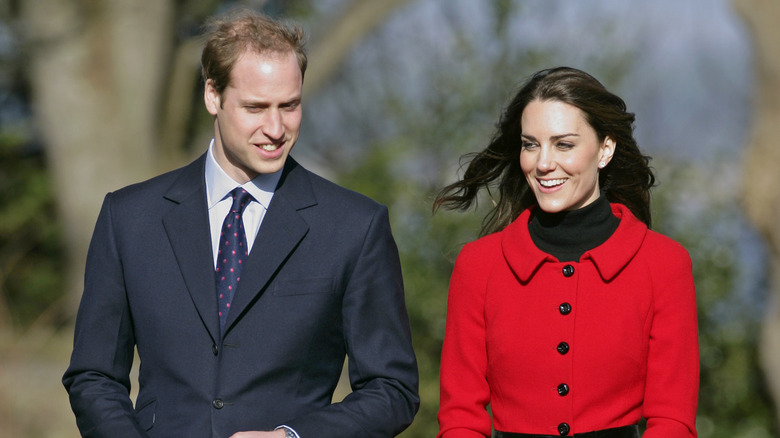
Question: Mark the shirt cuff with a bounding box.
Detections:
[275,425,301,438]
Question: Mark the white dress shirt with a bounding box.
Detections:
[204,140,282,268]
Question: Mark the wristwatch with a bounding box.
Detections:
[281,427,296,438]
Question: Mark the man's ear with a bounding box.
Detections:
[204,79,220,115]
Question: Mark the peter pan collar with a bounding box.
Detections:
[501,203,648,282]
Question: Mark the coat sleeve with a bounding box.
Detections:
[286,205,420,437]
[437,241,493,438]
[62,193,149,438]
[642,240,699,437]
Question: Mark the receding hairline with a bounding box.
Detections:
[200,9,308,94]
[201,9,307,56]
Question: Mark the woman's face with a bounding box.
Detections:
[519,99,615,213]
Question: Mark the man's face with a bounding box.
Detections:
[205,50,303,183]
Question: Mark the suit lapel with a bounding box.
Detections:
[161,155,221,342]
[224,158,314,333]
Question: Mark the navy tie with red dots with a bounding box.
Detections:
[216,188,253,333]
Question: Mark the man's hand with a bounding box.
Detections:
[229,430,286,438]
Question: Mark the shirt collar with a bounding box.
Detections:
[501,203,647,282]
[204,139,282,208]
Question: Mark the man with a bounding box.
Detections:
[63,10,419,438]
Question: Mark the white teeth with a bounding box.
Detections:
[261,144,278,151]
[539,178,566,187]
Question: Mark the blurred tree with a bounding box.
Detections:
[0,133,65,329]
[20,0,191,318]
[734,0,780,425]
[17,0,412,323]
[651,159,776,437]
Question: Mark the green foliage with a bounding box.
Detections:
[0,133,66,328]
[651,159,776,437]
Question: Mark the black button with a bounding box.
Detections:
[559,303,572,315]
[562,265,575,277]
[557,383,569,396]
[212,399,224,409]
[558,422,570,435]
[212,344,218,356]
[557,342,569,355]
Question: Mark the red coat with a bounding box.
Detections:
[437,204,698,437]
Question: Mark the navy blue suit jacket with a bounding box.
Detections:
[63,155,419,437]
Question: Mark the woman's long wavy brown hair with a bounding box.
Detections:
[433,66,655,236]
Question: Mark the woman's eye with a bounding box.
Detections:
[521,141,537,150]
[557,142,574,150]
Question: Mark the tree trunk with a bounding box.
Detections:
[21,0,176,312]
[735,0,780,420]
[303,0,414,96]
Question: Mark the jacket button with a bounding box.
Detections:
[559,303,572,315]
[212,399,224,409]
[558,422,570,435]
[212,344,218,356]
[557,342,569,355]
[557,383,569,396]
[562,264,575,277]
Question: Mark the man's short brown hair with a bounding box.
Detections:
[201,9,307,96]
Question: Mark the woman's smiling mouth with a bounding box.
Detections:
[538,178,567,188]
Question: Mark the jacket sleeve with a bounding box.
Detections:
[62,193,149,438]
[642,241,699,437]
[437,242,493,438]
[286,205,420,437]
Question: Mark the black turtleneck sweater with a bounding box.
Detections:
[528,194,620,262]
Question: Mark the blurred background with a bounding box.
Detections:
[1,0,779,436]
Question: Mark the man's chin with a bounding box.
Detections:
[252,158,288,176]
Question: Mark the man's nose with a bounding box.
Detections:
[262,109,284,140]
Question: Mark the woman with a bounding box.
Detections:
[434,67,698,438]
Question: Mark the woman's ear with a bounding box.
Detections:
[599,137,617,168]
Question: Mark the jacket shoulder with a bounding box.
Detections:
[310,171,381,208]
[110,158,201,202]
[287,162,386,220]
[453,231,505,274]
[642,229,692,263]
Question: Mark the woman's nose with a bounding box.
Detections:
[536,147,555,172]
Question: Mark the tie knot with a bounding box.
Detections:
[228,188,254,214]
